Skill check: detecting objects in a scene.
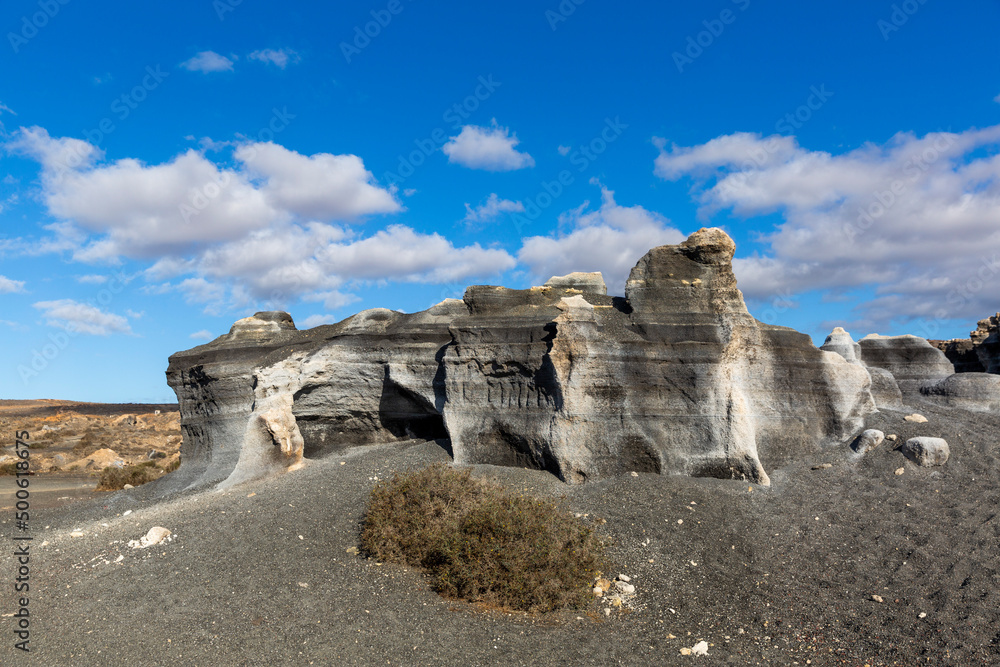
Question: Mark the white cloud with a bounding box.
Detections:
[656,127,1000,330]
[180,51,235,73]
[248,48,300,68]
[76,274,108,284]
[33,299,132,335]
[0,275,25,293]
[463,193,525,224]
[235,142,401,220]
[0,101,15,134]
[518,184,685,294]
[995,92,1000,104]
[443,121,535,171]
[189,329,214,341]
[301,314,336,328]
[10,126,517,315]
[557,145,571,156]
[7,127,400,260]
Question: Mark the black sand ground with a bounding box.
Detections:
[2,398,998,666]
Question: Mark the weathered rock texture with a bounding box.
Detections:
[932,313,1000,375]
[858,334,954,393]
[821,328,903,409]
[919,374,1000,413]
[902,437,950,467]
[166,229,875,490]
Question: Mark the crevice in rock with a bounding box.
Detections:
[378,367,449,443]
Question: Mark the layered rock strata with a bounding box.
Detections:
[166,229,875,490]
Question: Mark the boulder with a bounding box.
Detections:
[919,373,1000,413]
[166,230,875,490]
[901,437,950,467]
[851,429,885,455]
[858,334,954,392]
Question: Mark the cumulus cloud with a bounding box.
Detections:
[463,193,525,224]
[235,142,400,220]
[10,126,517,315]
[0,275,25,293]
[33,299,132,335]
[443,121,535,171]
[655,127,1000,331]
[6,127,400,260]
[518,183,685,293]
[248,48,300,68]
[189,329,214,341]
[180,51,235,73]
[76,274,109,284]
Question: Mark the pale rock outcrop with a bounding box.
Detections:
[919,373,1000,413]
[858,334,954,392]
[821,327,862,365]
[166,229,876,490]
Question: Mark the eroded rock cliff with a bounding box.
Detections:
[166,229,876,490]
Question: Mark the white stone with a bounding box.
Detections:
[691,640,709,656]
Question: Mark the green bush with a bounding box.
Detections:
[97,461,161,491]
[360,464,605,613]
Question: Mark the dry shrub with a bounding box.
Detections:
[360,464,605,613]
[97,461,160,491]
[73,431,101,457]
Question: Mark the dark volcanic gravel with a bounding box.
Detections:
[2,399,998,666]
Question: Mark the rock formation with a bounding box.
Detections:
[919,373,1000,413]
[166,229,876,491]
[857,334,954,392]
[821,328,902,409]
[930,313,1000,374]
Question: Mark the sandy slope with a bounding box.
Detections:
[1,399,997,666]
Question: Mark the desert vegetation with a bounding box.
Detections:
[360,464,606,613]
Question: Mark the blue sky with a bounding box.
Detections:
[2,0,999,402]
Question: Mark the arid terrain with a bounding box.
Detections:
[1,398,997,665]
[0,400,181,488]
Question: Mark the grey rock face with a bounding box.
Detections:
[543,272,607,295]
[930,339,985,373]
[166,230,875,490]
[821,327,863,365]
[971,313,1000,374]
[858,334,954,393]
[867,367,903,409]
[920,373,1000,413]
[851,429,885,455]
[902,437,950,467]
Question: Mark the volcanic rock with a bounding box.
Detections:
[901,437,950,467]
[821,327,862,365]
[858,334,954,392]
[919,373,1000,413]
[851,429,885,455]
[166,229,875,490]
